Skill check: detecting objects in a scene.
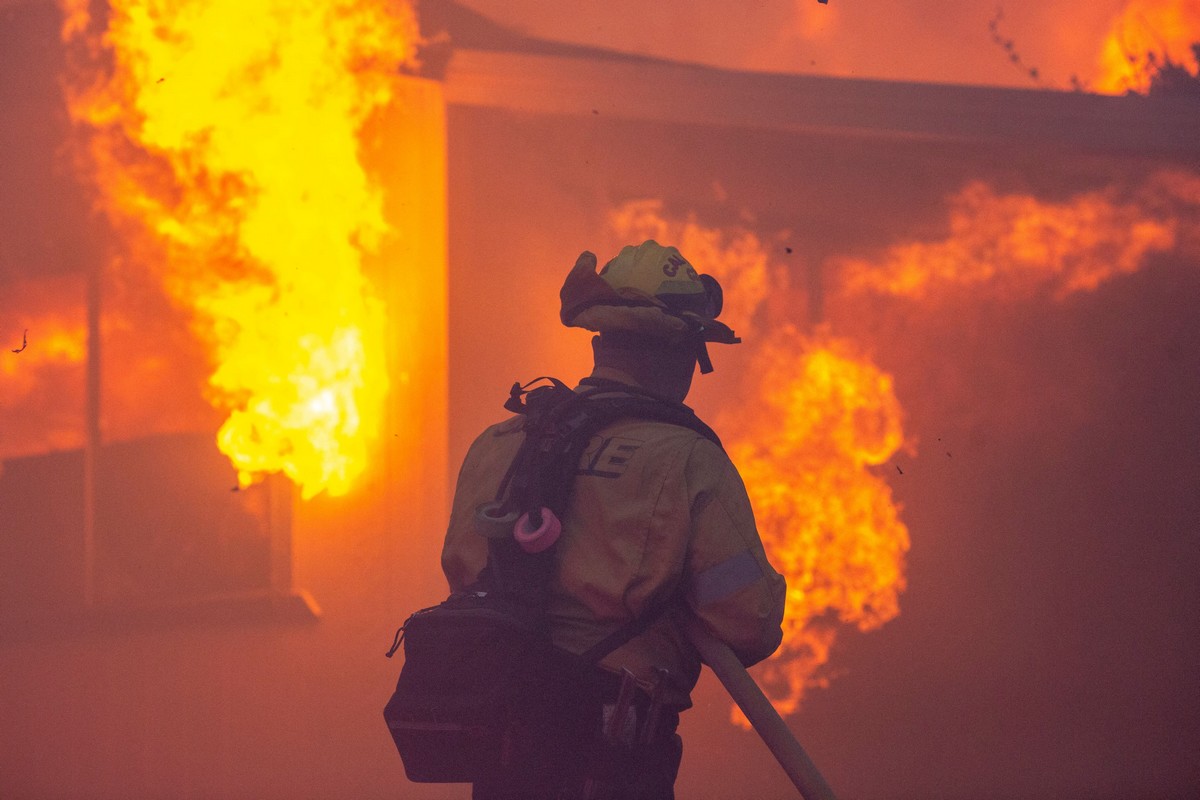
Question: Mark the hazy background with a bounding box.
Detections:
[1,1,1198,798]
[456,0,1153,91]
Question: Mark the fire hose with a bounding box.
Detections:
[681,615,840,800]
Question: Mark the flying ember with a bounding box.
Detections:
[59,0,419,499]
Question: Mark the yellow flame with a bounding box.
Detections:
[837,177,1183,302]
[1094,0,1200,94]
[726,328,909,721]
[60,0,418,498]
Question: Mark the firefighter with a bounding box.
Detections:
[440,240,787,799]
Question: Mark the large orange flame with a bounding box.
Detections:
[60,0,419,499]
[610,202,910,720]
[836,174,1195,303]
[1094,0,1200,94]
[725,329,909,722]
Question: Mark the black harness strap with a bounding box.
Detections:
[483,377,722,665]
[576,588,684,665]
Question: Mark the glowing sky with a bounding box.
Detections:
[459,0,1199,92]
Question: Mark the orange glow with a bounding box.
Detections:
[725,329,909,721]
[1094,0,1200,94]
[0,279,88,458]
[837,176,1187,303]
[0,272,223,458]
[1,319,86,381]
[1,322,87,392]
[60,0,419,499]
[0,316,88,450]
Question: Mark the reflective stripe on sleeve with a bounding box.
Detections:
[691,551,763,607]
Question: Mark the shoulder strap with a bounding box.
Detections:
[496,377,722,519]
[482,378,719,651]
[575,377,723,449]
[576,587,682,664]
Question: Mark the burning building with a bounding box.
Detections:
[1,1,1198,798]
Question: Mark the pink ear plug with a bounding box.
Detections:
[513,508,562,553]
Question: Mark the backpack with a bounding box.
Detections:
[382,377,720,784]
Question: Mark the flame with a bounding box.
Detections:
[609,202,910,719]
[725,329,909,722]
[1094,0,1200,94]
[836,174,1193,303]
[60,0,419,499]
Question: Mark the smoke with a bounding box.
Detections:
[455,0,1193,91]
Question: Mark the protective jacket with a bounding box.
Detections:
[441,376,786,711]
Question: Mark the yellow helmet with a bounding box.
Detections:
[559,240,739,374]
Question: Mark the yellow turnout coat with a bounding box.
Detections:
[441,379,786,710]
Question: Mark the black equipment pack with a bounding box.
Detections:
[382,377,720,784]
